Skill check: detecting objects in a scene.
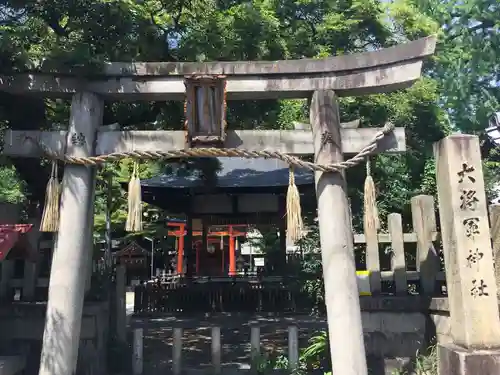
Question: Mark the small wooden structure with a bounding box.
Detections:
[142,157,315,277]
[113,241,149,282]
[184,75,227,147]
[0,224,35,301]
[0,224,34,262]
[114,241,148,267]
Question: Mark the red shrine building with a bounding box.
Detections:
[139,157,315,277]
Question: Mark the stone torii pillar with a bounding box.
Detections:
[311,90,368,375]
[38,92,103,375]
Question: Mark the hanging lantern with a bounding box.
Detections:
[184,75,227,148]
[207,244,216,254]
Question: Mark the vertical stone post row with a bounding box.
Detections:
[310,90,368,375]
[38,92,103,375]
[411,195,439,295]
[434,135,500,375]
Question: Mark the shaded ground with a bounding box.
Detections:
[129,314,327,375]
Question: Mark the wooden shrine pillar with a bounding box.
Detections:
[221,239,225,275]
[185,216,193,277]
[229,225,236,276]
[39,92,103,375]
[434,135,500,375]
[177,225,185,275]
[310,90,368,375]
[201,219,208,275]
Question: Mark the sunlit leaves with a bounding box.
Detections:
[0,164,25,203]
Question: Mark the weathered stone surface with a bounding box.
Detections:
[438,343,500,375]
[434,134,500,348]
[311,90,368,375]
[97,36,436,76]
[38,92,103,375]
[0,36,437,100]
[0,302,109,375]
[0,60,424,99]
[3,127,406,158]
[6,36,433,77]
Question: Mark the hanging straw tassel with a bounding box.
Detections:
[220,235,224,250]
[363,158,380,232]
[126,161,143,232]
[286,166,304,243]
[40,161,61,232]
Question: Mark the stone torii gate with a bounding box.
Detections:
[1,36,436,375]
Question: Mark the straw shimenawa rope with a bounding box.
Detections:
[27,122,394,236]
[23,123,395,172]
[40,161,61,232]
[125,160,143,232]
[363,158,380,232]
[286,166,303,243]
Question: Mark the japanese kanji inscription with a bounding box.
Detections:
[466,248,484,269]
[460,189,479,211]
[457,162,476,183]
[70,132,86,146]
[470,279,489,297]
[463,217,480,239]
[456,161,488,297]
[435,134,500,348]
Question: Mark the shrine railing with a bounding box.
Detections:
[133,277,318,314]
[132,194,446,314]
[4,194,500,312]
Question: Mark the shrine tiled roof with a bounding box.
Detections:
[141,157,314,189]
[114,241,149,257]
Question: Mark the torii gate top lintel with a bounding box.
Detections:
[0,36,436,101]
[98,35,436,77]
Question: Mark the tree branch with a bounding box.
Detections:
[448,19,495,41]
[171,0,186,31]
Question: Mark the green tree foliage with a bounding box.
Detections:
[412,0,499,133]
[0,0,496,234]
[0,161,25,204]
